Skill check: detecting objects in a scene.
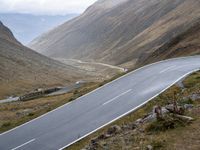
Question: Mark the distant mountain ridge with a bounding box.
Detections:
[0,13,78,44]
[29,0,200,69]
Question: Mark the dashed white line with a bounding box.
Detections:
[59,68,200,150]
[0,56,198,137]
[160,65,176,73]
[103,89,132,105]
[11,139,35,150]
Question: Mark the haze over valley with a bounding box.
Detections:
[0,0,200,149]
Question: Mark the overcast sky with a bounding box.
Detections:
[0,0,97,15]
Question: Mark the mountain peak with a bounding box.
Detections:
[88,0,129,11]
[0,20,5,28]
[0,21,21,45]
[96,0,128,7]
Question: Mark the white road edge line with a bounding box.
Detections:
[11,139,35,150]
[58,68,200,150]
[0,55,199,137]
[103,89,132,105]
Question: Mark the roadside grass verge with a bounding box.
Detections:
[0,82,100,133]
[0,72,125,133]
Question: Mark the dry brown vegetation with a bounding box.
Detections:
[0,82,100,133]
[0,69,125,133]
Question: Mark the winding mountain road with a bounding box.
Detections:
[0,56,200,150]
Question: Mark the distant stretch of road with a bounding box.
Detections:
[0,56,200,150]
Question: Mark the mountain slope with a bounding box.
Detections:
[0,13,77,44]
[29,0,200,69]
[139,21,200,66]
[0,21,93,98]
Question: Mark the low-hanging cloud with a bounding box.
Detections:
[0,0,97,15]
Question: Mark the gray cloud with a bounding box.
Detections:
[0,0,97,15]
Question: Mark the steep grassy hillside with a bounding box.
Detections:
[137,21,200,67]
[0,21,94,99]
[29,0,200,69]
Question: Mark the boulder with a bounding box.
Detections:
[135,118,143,125]
[143,107,169,123]
[97,134,110,140]
[146,145,153,150]
[165,104,184,114]
[189,94,200,101]
[174,114,194,122]
[184,104,194,110]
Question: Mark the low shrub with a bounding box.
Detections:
[146,115,187,132]
[150,140,165,150]
[180,98,194,105]
[28,113,34,116]
[2,122,11,127]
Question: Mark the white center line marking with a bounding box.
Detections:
[103,89,132,105]
[160,65,176,73]
[11,139,35,150]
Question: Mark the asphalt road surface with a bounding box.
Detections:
[0,56,200,150]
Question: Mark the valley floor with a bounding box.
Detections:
[0,82,100,133]
[0,71,124,133]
